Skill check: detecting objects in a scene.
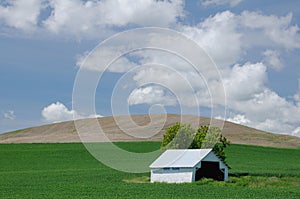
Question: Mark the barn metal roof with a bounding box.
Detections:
[150,149,213,168]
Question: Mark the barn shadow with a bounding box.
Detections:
[195,161,224,181]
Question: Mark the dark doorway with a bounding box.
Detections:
[195,161,224,181]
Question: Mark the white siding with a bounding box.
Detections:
[151,168,193,183]
[224,168,228,181]
[149,149,229,182]
[202,151,220,162]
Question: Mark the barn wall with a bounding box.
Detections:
[224,168,228,181]
[202,152,220,163]
[151,168,193,183]
[202,152,227,168]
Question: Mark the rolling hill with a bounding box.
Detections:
[1,114,299,148]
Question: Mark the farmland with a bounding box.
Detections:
[0,142,299,198]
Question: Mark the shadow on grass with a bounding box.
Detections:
[196,176,300,189]
[123,175,300,190]
[123,176,150,184]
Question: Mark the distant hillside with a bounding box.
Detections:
[1,114,299,148]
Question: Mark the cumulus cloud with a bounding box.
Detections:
[76,47,138,72]
[74,10,300,136]
[225,62,267,102]
[296,79,300,103]
[74,9,300,136]
[128,85,177,106]
[2,1,299,51]
[2,110,16,120]
[212,61,300,136]
[182,11,300,69]
[131,61,210,107]
[201,0,242,7]
[225,87,300,135]
[239,11,300,49]
[0,0,43,32]
[292,127,300,137]
[42,102,102,123]
[262,50,284,71]
[182,11,242,69]
[42,102,80,122]
[2,2,300,136]
[0,0,184,38]
[178,11,300,136]
[227,114,250,125]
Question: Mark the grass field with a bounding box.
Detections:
[0,142,299,198]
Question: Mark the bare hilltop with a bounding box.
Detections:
[1,114,299,148]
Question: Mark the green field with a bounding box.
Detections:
[0,142,299,198]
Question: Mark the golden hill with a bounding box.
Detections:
[1,114,299,148]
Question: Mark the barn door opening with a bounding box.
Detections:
[195,161,224,181]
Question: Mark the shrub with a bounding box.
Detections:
[161,123,230,161]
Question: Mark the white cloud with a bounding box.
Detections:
[76,48,138,72]
[3,110,16,120]
[42,102,102,123]
[225,62,267,102]
[179,11,300,136]
[239,11,300,49]
[227,114,250,125]
[262,50,284,71]
[42,102,79,122]
[295,79,300,106]
[74,10,300,136]
[201,0,242,7]
[0,0,184,38]
[43,0,184,38]
[211,60,298,136]
[182,11,242,69]
[2,2,300,137]
[43,0,106,38]
[96,0,184,27]
[182,11,300,70]
[239,89,300,123]
[0,0,43,32]
[1,1,299,52]
[226,87,300,136]
[128,85,177,106]
[212,60,300,137]
[292,127,300,137]
[131,63,209,107]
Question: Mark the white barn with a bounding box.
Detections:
[149,149,229,183]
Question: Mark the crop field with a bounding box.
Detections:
[0,142,299,198]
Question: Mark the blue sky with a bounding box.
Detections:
[0,0,300,137]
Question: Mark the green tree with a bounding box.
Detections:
[190,126,208,149]
[161,123,230,161]
[161,123,181,148]
[165,124,196,149]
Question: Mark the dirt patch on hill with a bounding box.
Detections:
[1,114,299,148]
